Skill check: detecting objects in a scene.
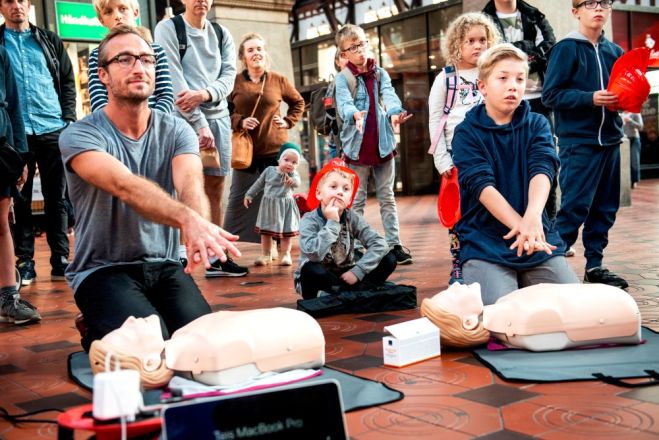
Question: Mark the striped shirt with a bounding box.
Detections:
[87,43,174,113]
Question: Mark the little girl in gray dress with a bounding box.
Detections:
[244,143,302,266]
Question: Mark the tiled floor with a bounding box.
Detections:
[1,180,658,439]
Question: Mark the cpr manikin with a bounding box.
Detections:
[421,283,642,351]
[89,308,325,389]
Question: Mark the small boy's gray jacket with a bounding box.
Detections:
[335,65,403,161]
[294,208,388,289]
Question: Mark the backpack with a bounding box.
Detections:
[428,65,458,155]
[171,14,223,59]
[309,67,381,138]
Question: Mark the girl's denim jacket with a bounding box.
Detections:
[335,66,404,161]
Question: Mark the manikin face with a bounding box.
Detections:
[460,25,488,69]
[278,150,299,174]
[572,1,611,33]
[98,0,139,29]
[99,33,155,103]
[341,34,369,67]
[478,58,527,124]
[316,171,353,213]
[0,0,31,29]
[242,38,267,71]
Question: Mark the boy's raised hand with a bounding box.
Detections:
[322,198,341,222]
[353,110,367,133]
[593,90,619,107]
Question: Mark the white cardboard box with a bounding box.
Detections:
[382,317,441,367]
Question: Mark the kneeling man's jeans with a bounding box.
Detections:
[75,261,211,352]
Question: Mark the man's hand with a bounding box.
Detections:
[503,212,555,257]
[198,127,215,150]
[593,90,618,107]
[341,271,358,285]
[176,89,209,113]
[353,110,366,133]
[272,115,288,129]
[181,211,241,274]
[322,198,341,222]
[241,117,260,130]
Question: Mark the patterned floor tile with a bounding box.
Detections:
[456,384,539,407]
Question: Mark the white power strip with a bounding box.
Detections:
[93,369,143,421]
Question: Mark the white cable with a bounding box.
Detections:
[103,351,128,440]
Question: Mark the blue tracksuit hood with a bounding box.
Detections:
[542,31,623,147]
[452,101,564,269]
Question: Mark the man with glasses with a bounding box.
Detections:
[0,0,76,286]
[542,0,627,288]
[58,26,241,351]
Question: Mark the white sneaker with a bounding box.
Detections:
[280,252,292,266]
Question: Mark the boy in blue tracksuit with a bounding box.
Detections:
[541,0,626,288]
[452,44,578,305]
[334,24,414,266]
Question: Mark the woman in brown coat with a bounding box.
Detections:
[223,33,304,244]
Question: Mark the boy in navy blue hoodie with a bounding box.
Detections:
[452,44,578,305]
[541,0,626,288]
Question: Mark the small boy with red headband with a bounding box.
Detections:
[294,159,397,299]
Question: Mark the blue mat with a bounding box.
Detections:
[473,327,659,386]
[67,351,403,412]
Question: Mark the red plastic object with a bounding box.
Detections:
[607,48,651,113]
[293,192,310,216]
[57,404,161,440]
[437,168,461,228]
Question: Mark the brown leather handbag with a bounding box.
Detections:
[200,145,221,169]
[232,74,267,169]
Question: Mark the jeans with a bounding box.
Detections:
[299,250,397,299]
[12,128,69,267]
[555,143,620,270]
[629,137,641,185]
[349,159,401,247]
[463,257,579,305]
[74,261,211,352]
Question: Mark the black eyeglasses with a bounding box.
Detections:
[575,0,614,9]
[342,40,369,54]
[102,53,157,69]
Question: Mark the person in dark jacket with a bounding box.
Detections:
[0,45,41,324]
[452,44,578,306]
[482,0,558,219]
[541,0,626,289]
[0,0,77,286]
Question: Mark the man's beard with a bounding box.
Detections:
[107,80,154,105]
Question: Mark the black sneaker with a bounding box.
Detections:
[205,257,249,278]
[584,268,629,289]
[51,256,69,281]
[17,259,36,286]
[392,245,413,265]
[0,291,41,325]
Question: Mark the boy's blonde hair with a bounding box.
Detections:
[237,33,271,71]
[335,24,366,51]
[477,43,529,81]
[93,0,139,21]
[442,12,500,67]
[318,169,355,191]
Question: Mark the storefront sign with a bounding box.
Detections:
[55,1,140,41]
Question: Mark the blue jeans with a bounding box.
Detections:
[349,159,401,248]
[74,261,211,351]
[629,137,641,185]
[463,257,579,305]
[556,143,620,270]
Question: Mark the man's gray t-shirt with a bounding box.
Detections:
[59,110,199,292]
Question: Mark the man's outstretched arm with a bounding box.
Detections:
[69,150,240,273]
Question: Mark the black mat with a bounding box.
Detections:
[473,327,659,386]
[68,351,403,412]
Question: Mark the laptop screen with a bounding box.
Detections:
[162,379,348,440]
